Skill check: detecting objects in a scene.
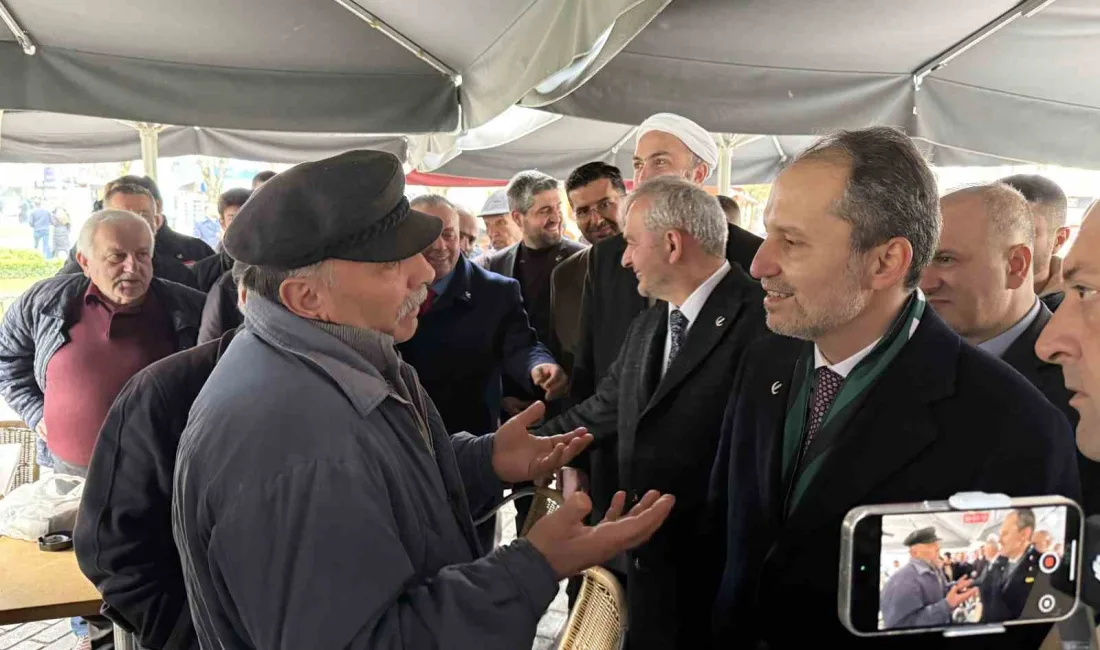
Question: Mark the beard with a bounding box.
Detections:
[398,285,429,320]
[764,261,868,341]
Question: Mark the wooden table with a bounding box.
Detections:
[0,536,101,625]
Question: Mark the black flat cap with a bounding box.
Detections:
[223,150,442,269]
[904,527,941,547]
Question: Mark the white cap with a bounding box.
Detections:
[478,189,510,217]
[636,112,718,177]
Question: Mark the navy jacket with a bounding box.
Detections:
[75,329,237,650]
[399,255,554,436]
[709,308,1080,649]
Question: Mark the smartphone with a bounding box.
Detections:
[839,496,1083,637]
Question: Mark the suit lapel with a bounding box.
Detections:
[620,308,667,482]
[642,271,748,416]
[782,312,960,535]
[429,256,473,314]
[503,244,519,278]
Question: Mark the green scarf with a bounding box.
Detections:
[781,291,926,513]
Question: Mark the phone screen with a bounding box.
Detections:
[849,504,1080,633]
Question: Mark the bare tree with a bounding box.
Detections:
[197,157,230,217]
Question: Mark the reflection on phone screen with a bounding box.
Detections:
[878,506,1074,630]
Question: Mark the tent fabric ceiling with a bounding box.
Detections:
[536,0,1100,170]
[0,0,663,133]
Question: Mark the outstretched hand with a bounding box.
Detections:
[526,489,675,579]
[491,401,592,484]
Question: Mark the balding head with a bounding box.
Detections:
[922,183,1036,345]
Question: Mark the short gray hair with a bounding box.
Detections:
[506,170,558,215]
[792,127,941,290]
[622,176,728,257]
[76,209,155,257]
[410,194,455,212]
[235,259,334,305]
[943,183,1034,247]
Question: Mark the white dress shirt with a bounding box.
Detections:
[814,336,882,379]
[662,261,731,377]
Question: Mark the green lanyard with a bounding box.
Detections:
[781,291,927,512]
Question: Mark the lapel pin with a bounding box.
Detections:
[771,381,782,395]
[715,316,726,326]
[464,291,471,300]
[555,255,563,262]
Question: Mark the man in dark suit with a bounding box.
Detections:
[709,127,1080,649]
[476,171,584,417]
[398,194,566,436]
[923,183,1098,514]
[538,177,767,650]
[979,509,1041,624]
[570,113,763,525]
[1000,174,1072,312]
[550,162,627,375]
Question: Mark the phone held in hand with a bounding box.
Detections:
[838,493,1083,638]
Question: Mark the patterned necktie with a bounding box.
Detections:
[802,367,844,453]
[667,309,689,369]
[418,288,438,317]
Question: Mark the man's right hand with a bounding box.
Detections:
[945,576,977,609]
[34,421,47,441]
[526,489,674,579]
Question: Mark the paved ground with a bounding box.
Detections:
[0,502,568,650]
[0,620,77,650]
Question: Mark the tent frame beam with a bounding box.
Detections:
[912,0,1058,90]
[332,0,461,86]
[0,0,35,55]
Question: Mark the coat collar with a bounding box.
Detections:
[429,255,476,313]
[39,274,198,335]
[779,308,960,534]
[240,294,392,420]
[1001,301,1053,386]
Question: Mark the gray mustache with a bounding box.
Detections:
[398,286,429,319]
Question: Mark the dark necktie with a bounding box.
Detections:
[418,288,438,317]
[803,366,843,453]
[667,309,689,370]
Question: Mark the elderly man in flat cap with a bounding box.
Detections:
[881,527,978,629]
[172,150,674,650]
[565,113,765,536]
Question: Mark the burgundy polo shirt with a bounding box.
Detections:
[43,283,175,467]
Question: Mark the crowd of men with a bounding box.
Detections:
[0,114,1097,650]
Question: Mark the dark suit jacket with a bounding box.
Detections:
[1001,303,1099,516]
[539,266,767,650]
[192,250,233,293]
[155,224,214,265]
[710,308,1080,649]
[548,247,590,375]
[979,548,1041,624]
[478,239,584,403]
[398,255,555,436]
[75,328,236,650]
[567,223,762,523]
[198,271,240,344]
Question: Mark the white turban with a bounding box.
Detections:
[636,113,718,177]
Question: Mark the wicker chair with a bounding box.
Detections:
[557,566,628,650]
[473,485,564,537]
[0,420,38,493]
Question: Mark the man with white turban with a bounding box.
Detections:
[563,112,764,595]
[632,112,719,185]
